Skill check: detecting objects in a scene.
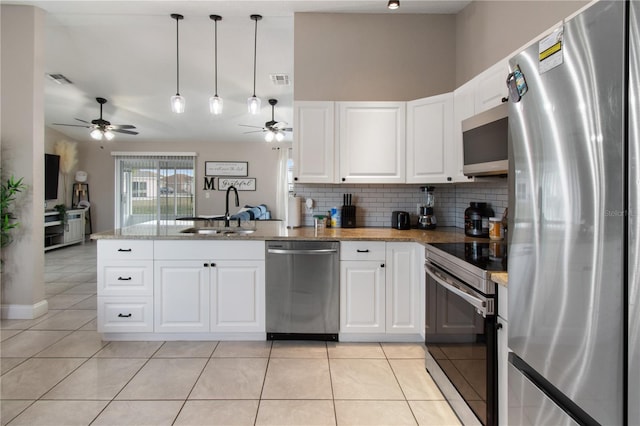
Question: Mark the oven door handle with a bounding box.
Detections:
[425,263,488,316]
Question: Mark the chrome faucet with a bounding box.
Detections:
[224,185,239,227]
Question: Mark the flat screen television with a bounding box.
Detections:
[44,153,60,201]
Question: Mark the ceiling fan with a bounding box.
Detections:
[240,98,292,142]
[52,97,138,141]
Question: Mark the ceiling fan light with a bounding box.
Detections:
[171,94,185,113]
[104,130,115,141]
[209,95,223,115]
[388,0,400,10]
[248,95,261,115]
[90,128,103,140]
[265,130,275,142]
[275,131,284,142]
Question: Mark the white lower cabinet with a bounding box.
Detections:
[154,261,210,333]
[98,296,154,333]
[385,243,423,335]
[340,260,386,333]
[97,240,154,333]
[211,260,265,333]
[340,241,423,341]
[97,240,265,337]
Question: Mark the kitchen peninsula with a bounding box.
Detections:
[92,221,505,342]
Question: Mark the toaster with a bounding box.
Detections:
[391,211,411,230]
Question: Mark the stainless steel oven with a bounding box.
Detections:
[425,242,504,426]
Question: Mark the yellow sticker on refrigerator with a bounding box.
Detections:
[539,26,564,73]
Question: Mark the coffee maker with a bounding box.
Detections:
[418,186,437,230]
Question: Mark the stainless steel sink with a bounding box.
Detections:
[180,227,255,236]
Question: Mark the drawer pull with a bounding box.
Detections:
[118,313,132,318]
[117,248,132,252]
[117,276,132,281]
[356,249,370,253]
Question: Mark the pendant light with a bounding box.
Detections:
[247,14,262,115]
[209,15,223,115]
[387,0,400,10]
[170,13,185,114]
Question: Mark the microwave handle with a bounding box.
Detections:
[424,263,488,316]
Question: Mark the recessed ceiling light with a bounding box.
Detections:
[388,0,400,10]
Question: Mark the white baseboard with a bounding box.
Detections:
[1,299,49,319]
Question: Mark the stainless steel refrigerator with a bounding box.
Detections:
[507,1,638,424]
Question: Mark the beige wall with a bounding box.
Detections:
[1,5,47,318]
[75,137,288,232]
[455,0,589,86]
[294,13,456,101]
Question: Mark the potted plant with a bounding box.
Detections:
[54,203,68,229]
[1,174,27,248]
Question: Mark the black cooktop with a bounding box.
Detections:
[429,242,507,272]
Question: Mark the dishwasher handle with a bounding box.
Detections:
[425,263,490,316]
[268,248,338,255]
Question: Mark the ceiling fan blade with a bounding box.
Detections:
[111,129,139,135]
[243,130,265,134]
[52,123,91,128]
[238,124,264,129]
[273,121,289,128]
[74,118,91,124]
[282,128,293,132]
[109,124,136,130]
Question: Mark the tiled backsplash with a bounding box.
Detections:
[293,180,508,228]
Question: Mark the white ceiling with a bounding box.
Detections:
[6,0,470,144]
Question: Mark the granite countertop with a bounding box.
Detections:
[91,221,483,244]
[91,221,508,286]
[491,272,508,288]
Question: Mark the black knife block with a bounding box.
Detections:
[341,205,356,228]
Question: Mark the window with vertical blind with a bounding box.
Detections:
[113,152,196,228]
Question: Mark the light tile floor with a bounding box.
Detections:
[0,241,461,426]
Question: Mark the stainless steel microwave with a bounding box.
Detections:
[462,103,508,177]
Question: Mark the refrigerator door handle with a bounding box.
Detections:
[425,263,488,316]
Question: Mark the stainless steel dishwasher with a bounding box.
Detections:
[266,240,339,341]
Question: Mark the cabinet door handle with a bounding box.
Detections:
[211,263,216,267]
[117,313,132,318]
[117,276,132,281]
[356,249,370,253]
[381,263,385,268]
[204,263,209,267]
[117,248,132,252]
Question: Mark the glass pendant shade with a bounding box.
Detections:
[264,131,275,142]
[104,130,115,141]
[171,94,185,113]
[170,14,185,114]
[209,95,223,115]
[388,0,400,9]
[90,129,103,140]
[275,131,284,142]
[247,95,261,115]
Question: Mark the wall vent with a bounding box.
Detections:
[270,74,290,86]
[46,73,73,84]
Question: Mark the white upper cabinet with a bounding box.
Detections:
[474,59,510,113]
[338,102,406,184]
[293,101,336,183]
[452,80,476,183]
[406,93,454,183]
